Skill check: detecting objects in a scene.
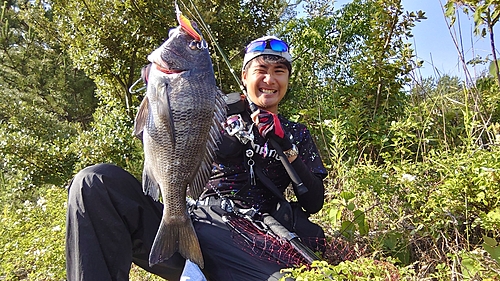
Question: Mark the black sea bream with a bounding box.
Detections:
[133,13,225,268]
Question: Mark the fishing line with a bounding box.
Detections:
[177,0,250,100]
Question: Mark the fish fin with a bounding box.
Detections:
[149,219,204,269]
[133,96,149,140]
[156,81,176,146]
[142,164,160,200]
[188,89,227,199]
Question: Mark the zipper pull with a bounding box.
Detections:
[246,149,256,186]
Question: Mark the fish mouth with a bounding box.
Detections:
[155,63,185,74]
[154,46,189,74]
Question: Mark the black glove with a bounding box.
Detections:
[254,110,293,151]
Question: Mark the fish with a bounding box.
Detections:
[133,9,226,268]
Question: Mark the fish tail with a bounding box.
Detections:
[148,219,205,269]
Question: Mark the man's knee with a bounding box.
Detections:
[67,163,124,204]
[73,163,127,183]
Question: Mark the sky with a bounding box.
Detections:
[333,0,499,81]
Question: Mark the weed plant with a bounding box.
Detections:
[286,72,500,279]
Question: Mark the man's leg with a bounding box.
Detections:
[65,163,184,281]
[193,206,293,281]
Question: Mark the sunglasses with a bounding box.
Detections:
[245,39,289,53]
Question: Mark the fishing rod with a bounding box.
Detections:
[178,0,246,96]
[179,0,308,195]
[262,213,320,265]
[213,205,317,267]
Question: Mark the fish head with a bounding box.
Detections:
[147,17,212,74]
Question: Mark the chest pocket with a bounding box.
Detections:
[216,134,243,159]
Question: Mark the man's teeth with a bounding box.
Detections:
[260,89,276,93]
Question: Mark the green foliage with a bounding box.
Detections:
[489,59,500,77]
[483,235,500,264]
[26,0,288,115]
[281,258,406,280]
[476,76,500,123]
[1,0,500,280]
[445,0,500,87]
[69,87,144,178]
[319,191,369,239]
[316,102,500,278]
[342,146,500,235]
[0,186,66,280]
[444,0,499,37]
[0,0,98,193]
[448,249,500,280]
[313,68,500,274]
[279,0,425,164]
[1,2,98,125]
[0,115,78,189]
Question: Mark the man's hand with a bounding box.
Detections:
[251,109,292,151]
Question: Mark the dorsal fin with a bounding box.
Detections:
[188,89,227,199]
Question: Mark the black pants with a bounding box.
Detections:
[65,163,290,281]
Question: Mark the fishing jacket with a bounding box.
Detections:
[203,98,327,214]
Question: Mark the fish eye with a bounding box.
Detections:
[189,41,198,50]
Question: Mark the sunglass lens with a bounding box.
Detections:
[246,41,266,53]
[269,39,288,52]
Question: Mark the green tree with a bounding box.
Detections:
[278,0,425,164]
[26,0,289,117]
[0,0,97,190]
[21,0,291,177]
[445,0,500,86]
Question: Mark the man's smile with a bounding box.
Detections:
[260,88,277,94]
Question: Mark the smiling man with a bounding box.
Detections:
[189,36,328,279]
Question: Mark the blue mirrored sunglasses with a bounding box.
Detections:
[245,39,289,53]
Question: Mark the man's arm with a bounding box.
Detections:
[291,158,325,214]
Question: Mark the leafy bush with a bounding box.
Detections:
[281,258,408,280]
[0,186,66,280]
[69,89,144,179]
[0,98,80,197]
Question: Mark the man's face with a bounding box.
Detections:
[242,56,289,113]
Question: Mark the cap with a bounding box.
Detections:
[242,35,292,70]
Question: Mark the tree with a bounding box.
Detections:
[445,0,500,86]
[277,0,425,164]
[25,0,289,118]
[0,0,97,190]
[1,1,97,126]
[12,0,291,179]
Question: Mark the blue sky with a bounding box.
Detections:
[333,0,499,80]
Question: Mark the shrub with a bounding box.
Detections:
[0,186,66,280]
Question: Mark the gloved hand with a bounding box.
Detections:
[251,109,293,151]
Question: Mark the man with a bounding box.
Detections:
[66,35,327,281]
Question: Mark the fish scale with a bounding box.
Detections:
[133,16,226,269]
